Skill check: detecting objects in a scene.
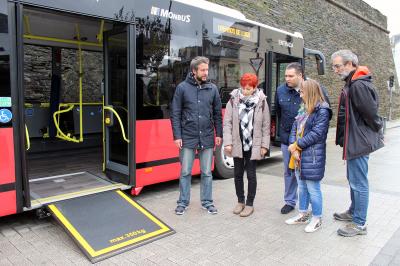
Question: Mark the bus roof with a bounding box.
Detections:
[173,0,246,20]
[173,0,303,39]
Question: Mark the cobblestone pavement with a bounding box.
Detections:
[1,124,400,265]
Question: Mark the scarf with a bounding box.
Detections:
[238,89,260,151]
[295,103,309,138]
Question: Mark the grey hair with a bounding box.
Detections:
[286,62,303,75]
[190,56,209,71]
[331,50,359,67]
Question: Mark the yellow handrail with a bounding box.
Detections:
[102,96,105,172]
[53,104,80,143]
[25,124,30,151]
[23,34,102,48]
[103,106,130,143]
[97,20,104,43]
[76,24,84,142]
[23,15,31,35]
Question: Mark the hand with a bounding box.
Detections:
[215,137,222,146]
[174,139,182,149]
[288,143,297,153]
[293,150,300,161]
[224,145,232,156]
[292,150,300,168]
[260,147,268,157]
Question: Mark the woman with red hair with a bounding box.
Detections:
[223,73,270,217]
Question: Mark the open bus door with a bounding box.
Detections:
[267,51,302,146]
[267,50,326,145]
[49,24,174,263]
[12,6,173,260]
[103,26,134,185]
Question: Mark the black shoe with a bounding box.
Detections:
[281,204,295,214]
[333,210,353,221]
[175,206,187,215]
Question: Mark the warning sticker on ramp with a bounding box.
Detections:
[48,190,174,263]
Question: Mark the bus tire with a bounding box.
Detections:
[213,144,234,179]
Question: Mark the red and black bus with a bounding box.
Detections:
[0,0,325,217]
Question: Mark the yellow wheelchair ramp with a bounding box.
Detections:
[48,190,174,263]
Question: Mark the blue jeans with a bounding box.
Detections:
[347,155,369,226]
[177,148,214,208]
[281,144,297,207]
[295,170,323,217]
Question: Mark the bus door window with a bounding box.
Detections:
[269,53,302,143]
[204,43,265,107]
[135,3,202,121]
[202,14,262,107]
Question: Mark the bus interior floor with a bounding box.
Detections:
[27,147,105,180]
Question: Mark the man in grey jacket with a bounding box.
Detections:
[170,56,222,215]
[331,50,384,237]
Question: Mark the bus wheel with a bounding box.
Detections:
[214,144,234,179]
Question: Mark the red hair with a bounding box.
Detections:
[240,73,258,88]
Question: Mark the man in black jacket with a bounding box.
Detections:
[171,56,222,215]
[331,50,384,237]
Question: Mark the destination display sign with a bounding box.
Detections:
[213,18,258,43]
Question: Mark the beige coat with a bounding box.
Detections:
[223,89,271,160]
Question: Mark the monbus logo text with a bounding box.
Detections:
[278,40,294,48]
[150,6,191,23]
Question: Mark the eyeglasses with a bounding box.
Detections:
[331,64,344,70]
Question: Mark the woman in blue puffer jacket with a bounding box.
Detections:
[284,79,332,233]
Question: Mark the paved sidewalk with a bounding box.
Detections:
[1,121,400,265]
[1,173,400,265]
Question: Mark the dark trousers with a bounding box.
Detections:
[233,150,257,206]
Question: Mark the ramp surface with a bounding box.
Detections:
[30,171,126,207]
[48,190,174,263]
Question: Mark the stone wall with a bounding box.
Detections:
[211,0,400,121]
[24,45,103,104]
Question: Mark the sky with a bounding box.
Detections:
[362,0,400,36]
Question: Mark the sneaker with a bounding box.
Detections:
[175,205,187,215]
[202,205,218,214]
[333,210,353,221]
[305,217,322,233]
[285,212,311,225]
[233,203,245,215]
[337,222,367,237]
[239,206,254,217]
[281,204,295,214]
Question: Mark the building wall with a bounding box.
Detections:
[211,0,400,120]
[24,45,103,104]
[392,35,400,86]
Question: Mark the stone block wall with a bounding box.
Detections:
[24,45,103,104]
[211,0,400,121]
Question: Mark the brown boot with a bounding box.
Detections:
[233,203,245,215]
[239,206,254,217]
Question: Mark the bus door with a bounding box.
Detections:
[103,25,135,185]
[266,52,302,145]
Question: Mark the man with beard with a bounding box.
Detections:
[331,50,384,237]
[171,56,222,215]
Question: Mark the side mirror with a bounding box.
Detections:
[315,55,325,75]
[304,48,326,75]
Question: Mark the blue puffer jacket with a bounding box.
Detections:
[289,103,332,181]
[170,73,222,149]
[275,83,302,145]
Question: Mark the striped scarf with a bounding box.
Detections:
[238,89,260,151]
